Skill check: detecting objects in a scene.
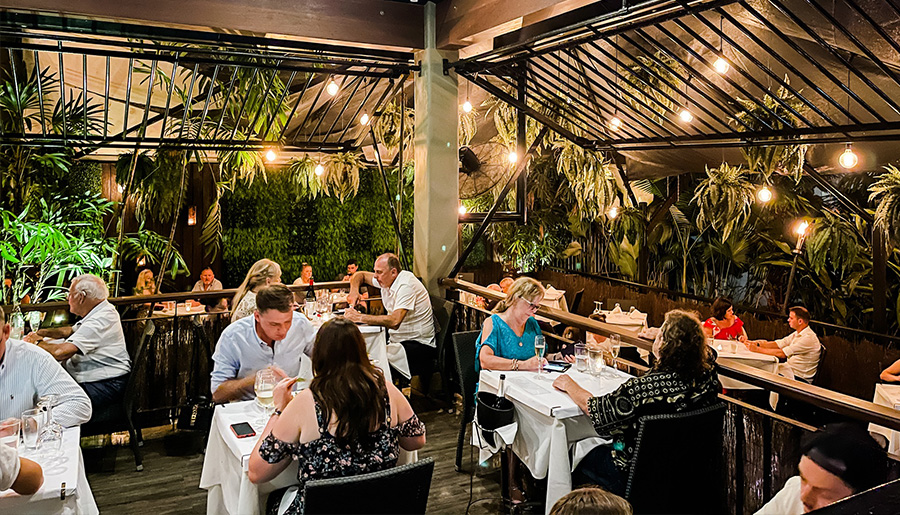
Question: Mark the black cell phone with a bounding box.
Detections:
[230,422,256,439]
[544,361,572,373]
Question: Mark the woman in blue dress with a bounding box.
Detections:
[477,277,569,372]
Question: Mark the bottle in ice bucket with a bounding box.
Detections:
[494,374,506,409]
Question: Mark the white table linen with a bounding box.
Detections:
[0,427,98,515]
[868,384,900,453]
[478,369,632,514]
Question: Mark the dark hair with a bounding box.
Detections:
[346,259,358,267]
[381,253,402,272]
[301,262,312,271]
[711,297,733,321]
[202,267,213,273]
[789,306,811,323]
[801,423,887,493]
[310,319,387,445]
[550,487,633,515]
[255,284,293,313]
[655,310,713,380]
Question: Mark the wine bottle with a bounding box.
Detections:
[495,374,507,408]
[305,278,316,305]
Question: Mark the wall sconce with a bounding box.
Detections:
[187,206,197,226]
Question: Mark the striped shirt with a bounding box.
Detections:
[0,338,92,427]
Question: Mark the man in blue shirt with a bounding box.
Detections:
[210,284,315,402]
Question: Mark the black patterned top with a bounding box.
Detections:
[257,393,425,515]
[586,365,721,472]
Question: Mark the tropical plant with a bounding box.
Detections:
[692,164,755,241]
[869,165,900,249]
[323,152,363,202]
[733,83,808,182]
[620,52,683,125]
[375,100,415,151]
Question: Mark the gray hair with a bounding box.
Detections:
[72,274,109,301]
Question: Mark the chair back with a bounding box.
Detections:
[625,403,727,514]
[124,320,156,414]
[430,295,455,369]
[302,457,435,514]
[812,342,827,385]
[570,288,585,315]
[453,331,481,413]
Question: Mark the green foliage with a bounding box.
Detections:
[870,165,900,249]
[375,100,415,150]
[734,83,808,182]
[621,53,683,125]
[323,152,363,202]
[806,210,864,276]
[692,164,755,241]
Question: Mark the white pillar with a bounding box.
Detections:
[413,1,458,295]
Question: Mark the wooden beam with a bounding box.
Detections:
[0,0,424,50]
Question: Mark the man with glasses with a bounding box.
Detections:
[25,274,131,424]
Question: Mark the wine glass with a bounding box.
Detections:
[37,394,63,457]
[254,370,277,426]
[608,334,621,376]
[593,301,603,315]
[534,335,546,375]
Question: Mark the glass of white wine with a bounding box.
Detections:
[534,335,546,375]
[254,369,277,426]
[608,334,621,377]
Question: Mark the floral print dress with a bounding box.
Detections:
[257,393,426,515]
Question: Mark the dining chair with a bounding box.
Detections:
[429,295,456,401]
[301,457,435,514]
[811,343,828,386]
[624,403,727,514]
[569,288,585,315]
[453,330,481,472]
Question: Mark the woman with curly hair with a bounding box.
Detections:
[552,310,721,495]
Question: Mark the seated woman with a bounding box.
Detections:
[232,259,282,322]
[248,318,426,515]
[703,297,748,341]
[134,269,155,296]
[552,310,721,495]
[477,277,571,372]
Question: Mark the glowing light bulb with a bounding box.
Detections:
[508,151,518,164]
[326,80,339,96]
[137,255,147,266]
[714,57,729,74]
[608,206,619,219]
[757,185,773,203]
[609,116,623,131]
[839,144,858,169]
[458,205,467,215]
[462,100,473,113]
[117,184,124,194]
[794,220,810,237]
[679,108,693,123]
[360,113,369,125]
[265,149,277,163]
[314,164,324,176]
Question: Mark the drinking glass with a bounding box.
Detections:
[254,370,277,426]
[38,394,63,456]
[608,334,621,375]
[588,346,605,377]
[593,301,603,315]
[534,336,546,374]
[304,301,317,320]
[316,294,331,316]
[21,409,42,452]
[574,343,588,373]
[0,418,20,452]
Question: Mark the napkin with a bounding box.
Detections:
[610,304,623,315]
[471,417,518,464]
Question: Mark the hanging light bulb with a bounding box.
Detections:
[609,116,623,131]
[326,79,339,96]
[508,151,518,164]
[137,255,147,266]
[117,184,124,194]
[839,143,858,169]
[714,57,730,74]
[360,113,370,125]
[462,100,473,113]
[757,185,773,203]
[458,205,467,215]
[679,108,694,123]
[265,149,277,163]
[607,206,619,219]
[314,163,325,176]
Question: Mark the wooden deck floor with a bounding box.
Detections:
[87,408,506,514]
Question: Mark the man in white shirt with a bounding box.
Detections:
[0,306,92,427]
[345,253,435,381]
[745,306,821,382]
[192,267,224,292]
[26,274,131,423]
[0,429,43,495]
[210,284,315,402]
[756,423,887,514]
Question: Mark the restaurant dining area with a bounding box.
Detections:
[5,0,900,514]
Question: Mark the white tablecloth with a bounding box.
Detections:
[478,369,632,514]
[0,426,98,515]
[868,384,900,453]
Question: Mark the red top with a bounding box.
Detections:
[703,317,744,340]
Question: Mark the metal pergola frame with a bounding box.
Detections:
[0,11,416,154]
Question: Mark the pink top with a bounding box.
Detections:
[703,317,744,340]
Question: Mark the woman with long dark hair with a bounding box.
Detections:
[248,318,426,515]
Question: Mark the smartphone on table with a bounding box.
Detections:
[230,422,256,439]
[544,361,572,373]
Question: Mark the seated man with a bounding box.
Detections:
[755,423,888,514]
[192,267,224,292]
[880,358,900,382]
[0,427,43,495]
[1,306,92,427]
[26,274,130,424]
[744,306,821,383]
[345,253,435,382]
[211,284,315,403]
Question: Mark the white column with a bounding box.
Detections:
[413,1,459,295]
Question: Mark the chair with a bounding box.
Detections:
[453,330,481,472]
[302,457,435,514]
[429,295,456,399]
[569,288,585,315]
[81,319,155,472]
[811,343,827,385]
[625,403,727,514]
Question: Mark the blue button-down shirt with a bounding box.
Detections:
[210,312,315,400]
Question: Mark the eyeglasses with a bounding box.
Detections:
[523,299,542,312]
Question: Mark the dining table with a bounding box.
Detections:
[868,384,900,453]
[478,368,633,514]
[0,426,98,515]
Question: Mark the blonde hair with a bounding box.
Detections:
[134,270,154,295]
[232,259,282,309]
[550,487,632,515]
[493,277,544,314]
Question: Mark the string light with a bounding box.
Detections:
[265,149,277,162]
[757,185,773,203]
[839,143,858,169]
[314,163,325,176]
[607,206,619,219]
[609,116,623,131]
[458,205,467,215]
[360,113,370,125]
[714,57,729,74]
[326,79,339,96]
[508,151,518,164]
[462,100,473,113]
[679,108,694,123]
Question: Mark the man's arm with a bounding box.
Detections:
[35,353,92,426]
[35,326,74,339]
[36,341,80,361]
[881,359,900,382]
[212,376,256,403]
[346,307,407,330]
[347,271,375,306]
[746,345,787,359]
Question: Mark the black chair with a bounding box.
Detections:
[82,319,155,472]
[429,295,456,399]
[302,457,435,514]
[453,330,480,472]
[569,288,585,315]
[811,343,828,385]
[625,403,727,514]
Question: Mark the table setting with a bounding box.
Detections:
[868,384,900,453]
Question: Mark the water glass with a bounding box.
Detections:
[588,346,605,377]
[574,343,588,373]
[304,301,317,320]
[0,419,20,451]
[21,409,42,451]
[316,295,331,315]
